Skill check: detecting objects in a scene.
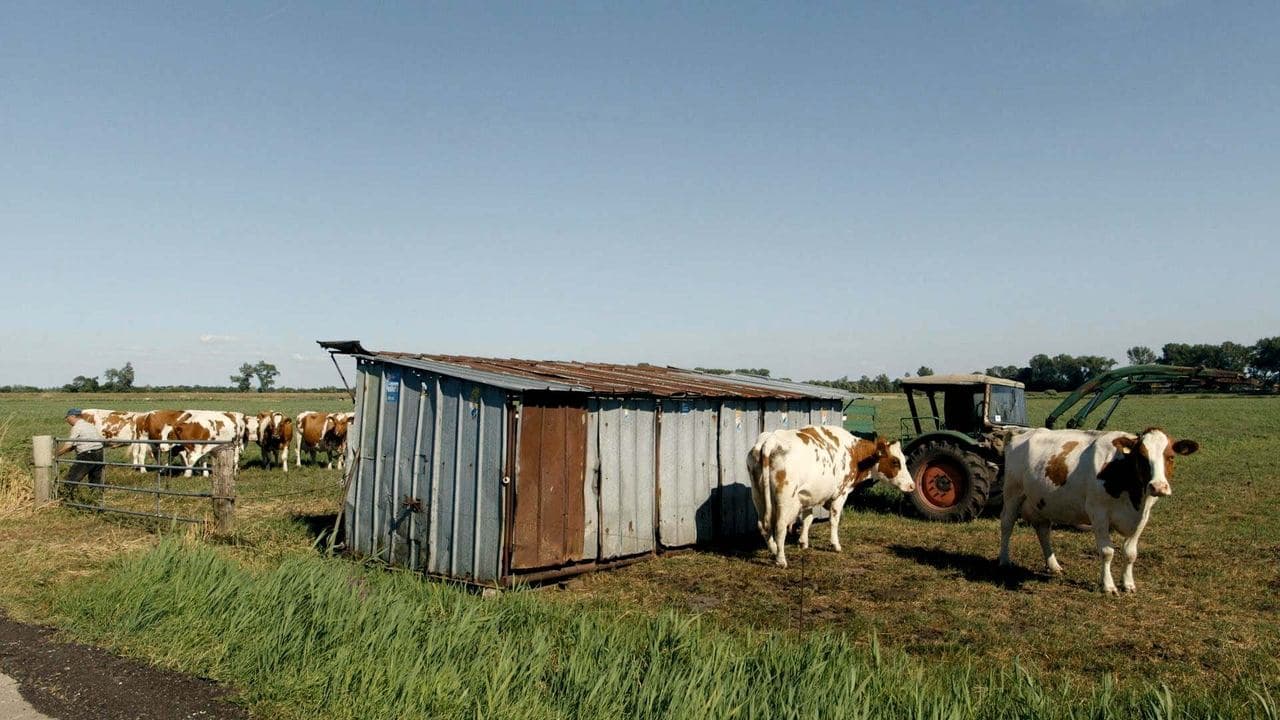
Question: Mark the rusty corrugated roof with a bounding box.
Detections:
[373,351,830,399]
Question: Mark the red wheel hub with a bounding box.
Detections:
[919,459,965,509]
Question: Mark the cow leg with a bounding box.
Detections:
[798,510,815,549]
[1033,522,1063,575]
[772,494,797,568]
[828,496,845,553]
[997,492,1024,568]
[1091,514,1118,595]
[1120,536,1140,593]
[772,519,789,568]
[281,443,289,473]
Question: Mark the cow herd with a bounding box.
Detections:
[749,424,1199,594]
[76,408,355,477]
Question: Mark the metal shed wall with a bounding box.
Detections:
[511,395,588,570]
[346,359,507,583]
[657,399,719,547]
[716,400,764,538]
[589,397,657,559]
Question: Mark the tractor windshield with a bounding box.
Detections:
[988,386,1027,426]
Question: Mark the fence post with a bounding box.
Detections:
[32,435,55,504]
[210,445,236,535]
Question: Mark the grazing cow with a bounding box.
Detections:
[256,411,293,471]
[79,409,147,469]
[170,411,247,477]
[748,426,915,568]
[134,410,184,471]
[998,427,1199,594]
[296,411,353,470]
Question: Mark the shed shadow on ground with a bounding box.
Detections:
[689,485,770,563]
[291,511,343,549]
[887,544,1050,590]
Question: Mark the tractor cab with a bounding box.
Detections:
[895,374,1027,521]
[899,374,1028,439]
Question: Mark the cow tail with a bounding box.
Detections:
[750,435,778,534]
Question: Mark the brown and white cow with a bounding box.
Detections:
[134,410,185,470]
[80,409,147,469]
[295,411,353,470]
[256,411,293,472]
[998,427,1199,594]
[748,426,915,568]
[169,410,247,477]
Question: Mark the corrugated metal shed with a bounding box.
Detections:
[325,341,852,585]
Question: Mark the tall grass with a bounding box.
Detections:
[0,418,32,518]
[57,542,1273,720]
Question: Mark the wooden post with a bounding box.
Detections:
[32,435,54,504]
[210,445,236,535]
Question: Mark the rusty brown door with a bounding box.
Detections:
[511,394,588,570]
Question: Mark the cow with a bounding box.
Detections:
[169,410,247,477]
[295,411,353,470]
[79,409,147,470]
[133,410,185,471]
[256,411,293,471]
[748,426,915,568]
[998,427,1199,594]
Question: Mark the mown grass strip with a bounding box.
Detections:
[55,541,1274,720]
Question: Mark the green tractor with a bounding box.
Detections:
[895,365,1252,522]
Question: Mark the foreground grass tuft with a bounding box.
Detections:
[57,541,1274,720]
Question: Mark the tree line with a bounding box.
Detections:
[9,337,1278,394]
[0,360,341,393]
[984,337,1279,391]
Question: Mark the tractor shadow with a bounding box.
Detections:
[843,486,913,518]
[887,544,1050,590]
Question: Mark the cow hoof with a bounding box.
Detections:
[832,544,843,553]
[1123,584,1137,593]
[1104,586,1119,596]
[1048,563,1065,576]
[774,558,788,569]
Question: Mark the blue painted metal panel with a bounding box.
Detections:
[431,377,460,576]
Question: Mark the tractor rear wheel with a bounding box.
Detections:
[907,441,993,522]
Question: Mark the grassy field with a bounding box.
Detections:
[0,391,1277,718]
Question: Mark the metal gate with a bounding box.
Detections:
[35,435,237,532]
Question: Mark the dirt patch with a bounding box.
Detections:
[0,613,247,720]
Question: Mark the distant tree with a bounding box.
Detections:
[985,365,1022,380]
[1161,341,1253,372]
[1214,341,1253,373]
[252,361,280,392]
[63,375,100,393]
[734,368,771,377]
[916,366,934,377]
[101,362,135,392]
[1252,336,1280,382]
[229,363,255,392]
[1126,346,1157,365]
[694,367,731,375]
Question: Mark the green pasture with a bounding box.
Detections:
[0,391,1276,718]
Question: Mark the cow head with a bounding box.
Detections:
[243,414,261,444]
[328,412,352,440]
[871,437,915,493]
[1107,428,1198,499]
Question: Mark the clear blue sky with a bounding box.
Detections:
[2,2,1276,388]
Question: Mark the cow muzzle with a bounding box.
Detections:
[1149,481,1172,497]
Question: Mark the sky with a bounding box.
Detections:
[2,1,1277,388]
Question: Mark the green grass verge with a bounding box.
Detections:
[55,541,1277,720]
